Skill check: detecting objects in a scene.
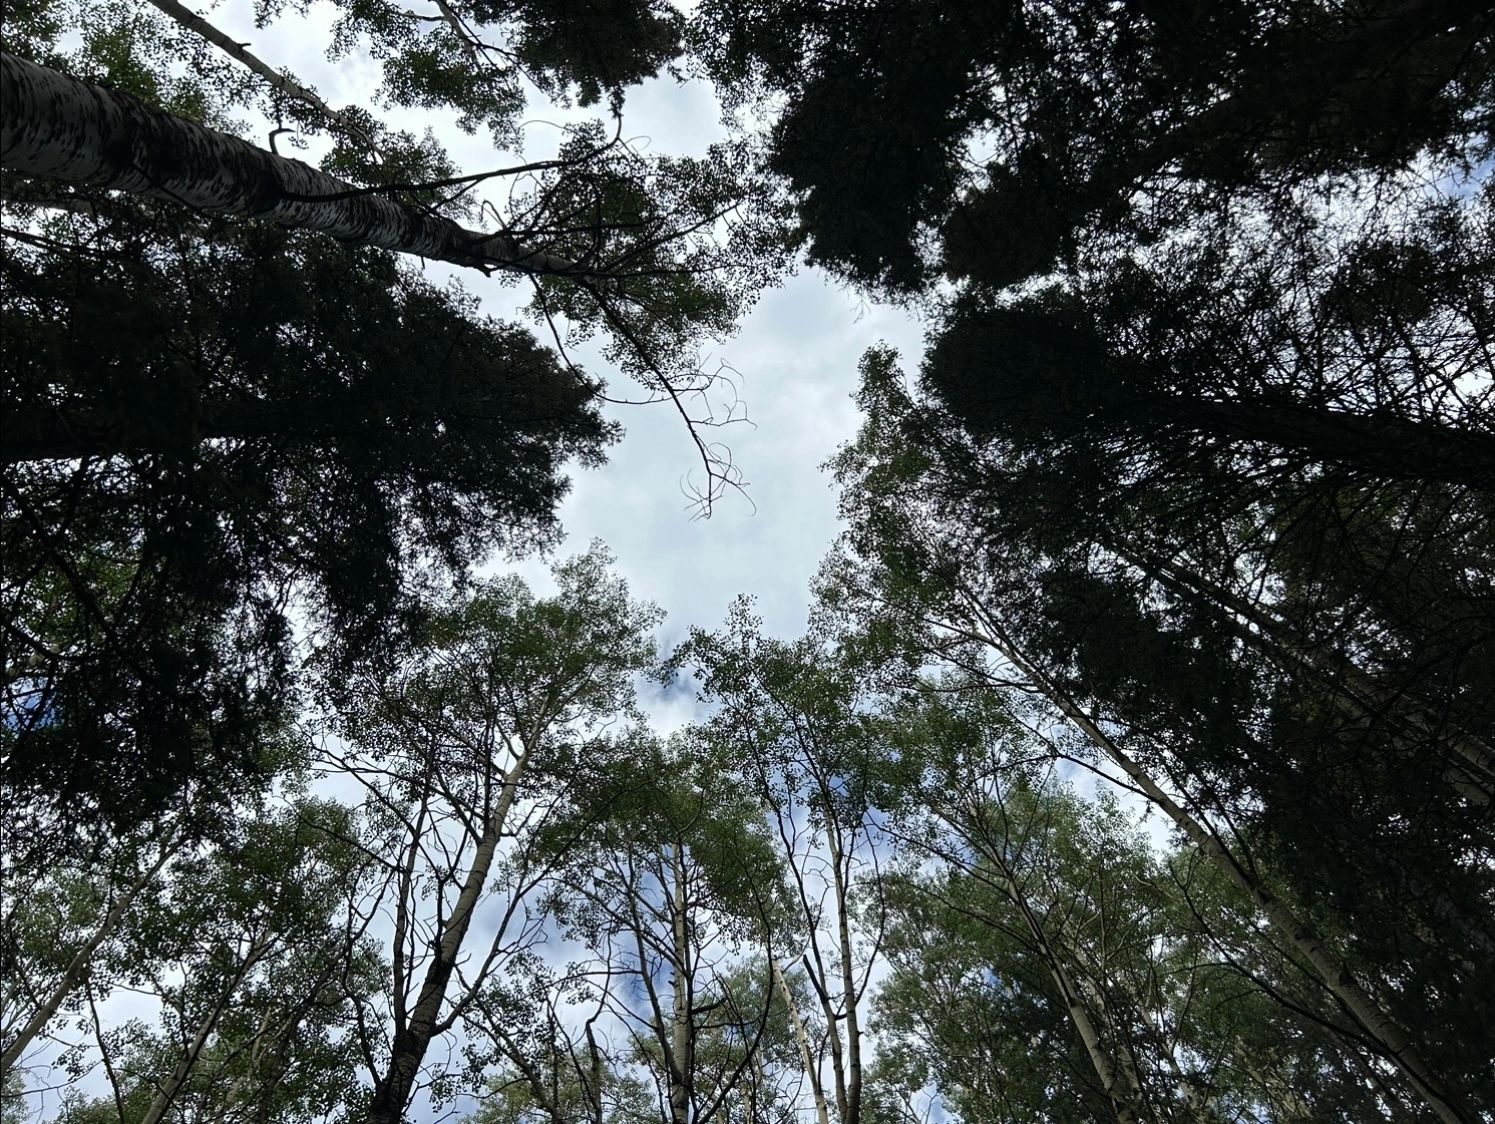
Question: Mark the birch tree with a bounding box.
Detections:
[37,799,380,1124]
[318,547,662,1124]
[866,730,1408,1124]
[678,608,890,1124]
[3,0,784,830]
[1,826,182,1083]
[540,733,796,1124]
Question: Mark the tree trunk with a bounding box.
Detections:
[367,742,533,1124]
[1155,394,1495,491]
[138,936,271,1124]
[772,959,830,1124]
[949,802,1144,1124]
[955,592,1479,1124]
[1,841,177,1079]
[142,0,377,151]
[1107,536,1495,803]
[0,52,595,280]
[668,846,693,1124]
[3,395,461,465]
[824,822,863,1124]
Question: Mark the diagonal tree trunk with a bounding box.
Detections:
[142,0,378,151]
[942,799,1145,1124]
[0,51,595,280]
[950,587,1480,1124]
[1,839,178,1080]
[1145,394,1495,492]
[366,739,534,1124]
[771,958,830,1124]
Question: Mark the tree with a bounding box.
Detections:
[15,798,381,1124]
[820,349,1492,1123]
[677,605,890,1124]
[865,714,1411,1123]
[544,732,796,1124]
[1,221,613,839]
[318,546,662,1124]
[696,0,1493,292]
[2,0,785,831]
[1,822,182,1083]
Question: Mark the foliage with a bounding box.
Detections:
[1,0,783,833]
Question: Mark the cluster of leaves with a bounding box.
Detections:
[10,543,1494,1123]
[2,0,783,837]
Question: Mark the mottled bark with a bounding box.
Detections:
[668,847,693,1124]
[1,52,596,279]
[824,822,863,1124]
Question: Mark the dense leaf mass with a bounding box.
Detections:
[2,218,614,832]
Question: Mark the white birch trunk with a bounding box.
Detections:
[772,958,830,1124]
[0,51,595,279]
[669,847,693,1124]
[825,824,863,1124]
[947,803,1144,1124]
[142,0,377,151]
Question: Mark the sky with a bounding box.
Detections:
[240,0,930,652]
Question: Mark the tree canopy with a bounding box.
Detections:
[3,1,1493,1122]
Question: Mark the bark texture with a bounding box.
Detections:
[0,51,592,279]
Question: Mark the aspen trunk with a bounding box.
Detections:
[821,820,864,1124]
[772,958,831,1124]
[949,802,1144,1124]
[1,842,177,1079]
[143,0,377,150]
[669,847,693,1124]
[138,936,271,1124]
[367,743,533,1124]
[0,52,594,279]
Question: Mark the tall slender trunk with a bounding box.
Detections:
[366,742,533,1124]
[1107,535,1495,798]
[772,959,830,1124]
[138,935,271,1124]
[1123,974,1211,1121]
[2,393,486,465]
[956,593,1478,1124]
[1,841,177,1078]
[824,822,863,1124]
[668,846,693,1124]
[949,804,1144,1124]
[1,52,594,279]
[142,0,377,150]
